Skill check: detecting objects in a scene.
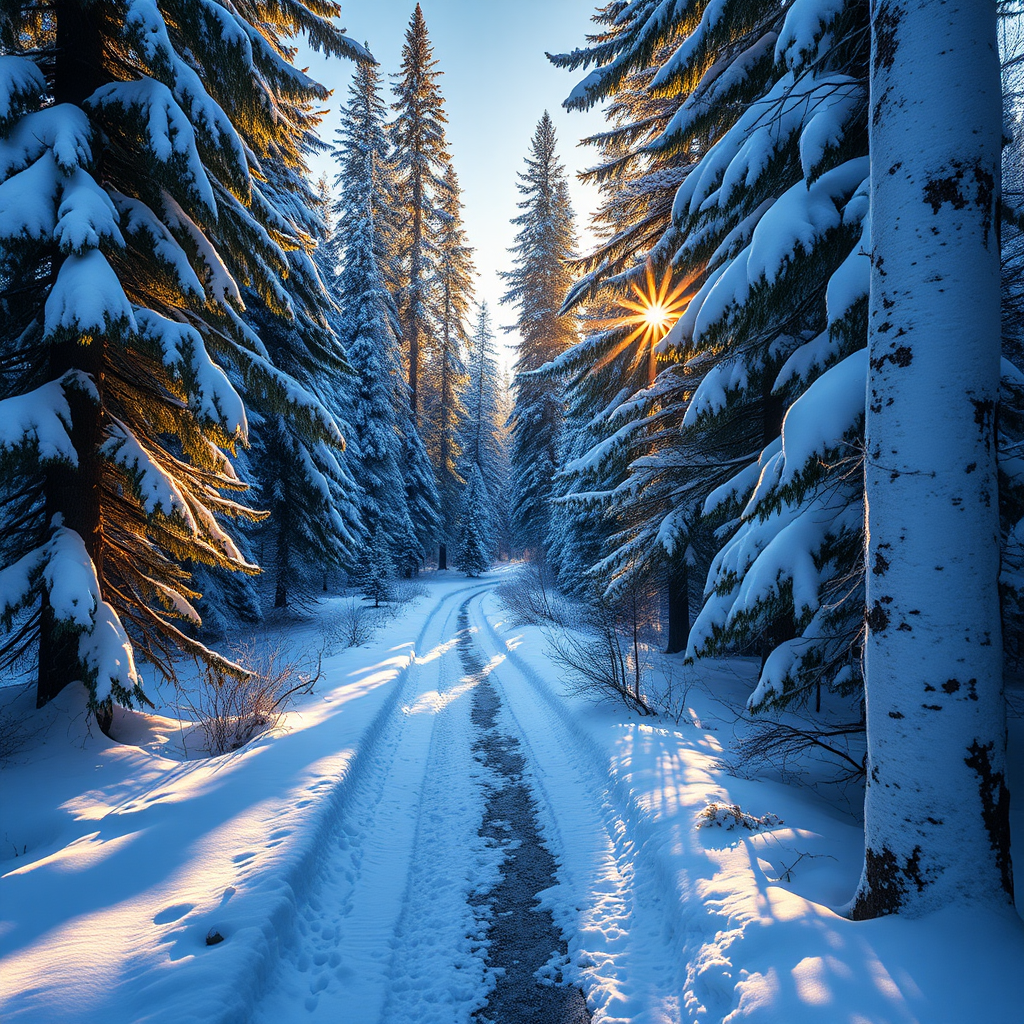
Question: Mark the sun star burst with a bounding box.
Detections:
[594,263,690,376]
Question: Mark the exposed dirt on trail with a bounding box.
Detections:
[456,604,591,1024]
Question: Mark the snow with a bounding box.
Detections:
[745,158,868,288]
[826,204,870,327]
[775,0,848,71]
[0,152,59,242]
[112,192,206,299]
[776,348,867,489]
[0,377,78,465]
[55,168,125,253]
[1,574,1021,1023]
[0,56,45,123]
[101,420,192,519]
[42,526,142,702]
[133,309,246,436]
[89,79,216,214]
[0,104,92,179]
[43,250,136,338]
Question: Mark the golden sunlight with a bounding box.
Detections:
[595,263,690,380]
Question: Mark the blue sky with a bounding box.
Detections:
[300,0,606,356]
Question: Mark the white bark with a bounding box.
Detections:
[857,0,1013,917]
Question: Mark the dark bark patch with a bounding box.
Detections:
[851,844,926,920]
[966,462,977,474]
[922,162,996,243]
[888,710,904,719]
[872,551,890,576]
[974,164,995,245]
[922,704,943,711]
[896,622,912,632]
[872,4,900,72]
[964,740,1014,899]
[870,345,913,371]
[942,679,960,694]
[887,162,902,177]
[866,602,889,633]
[923,174,968,214]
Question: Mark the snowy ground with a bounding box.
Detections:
[1,569,1022,1023]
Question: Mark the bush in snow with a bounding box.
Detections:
[184,640,320,756]
[696,802,783,832]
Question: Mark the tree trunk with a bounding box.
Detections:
[438,542,447,570]
[666,561,689,655]
[855,0,1012,917]
[37,0,106,709]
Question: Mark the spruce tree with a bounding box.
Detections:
[460,302,509,530]
[333,58,414,596]
[0,0,365,714]
[457,464,492,578]
[501,113,579,556]
[555,0,873,701]
[391,3,449,420]
[426,163,473,569]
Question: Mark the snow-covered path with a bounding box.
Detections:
[254,580,499,1022]
[2,572,1022,1024]
[252,577,669,1023]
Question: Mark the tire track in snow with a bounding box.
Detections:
[253,581,493,1023]
[460,600,592,1024]
[376,595,502,1024]
[468,594,688,1024]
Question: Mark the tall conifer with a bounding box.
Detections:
[501,113,578,556]
[427,164,473,569]
[460,302,508,529]
[0,0,366,713]
[391,3,448,420]
[333,59,416,594]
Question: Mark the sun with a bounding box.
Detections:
[593,263,690,378]
[643,303,672,330]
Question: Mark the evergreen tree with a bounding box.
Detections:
[457,464,492,577]
[501,113,579,556]
[555,0,873,700]
[399,421,441,574]
[0,0,366,715]
[334,58,416,595]
[460,302,509,531]
[426,163,473,569]
[391,3,449,419]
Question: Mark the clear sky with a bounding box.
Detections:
[299,0,606,358]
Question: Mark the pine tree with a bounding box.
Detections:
[333,58,415,596]
[0,0,366,715]
[391,3,449,420]
[457,464,492,577]
[400,421,441,574]
[426,163,474,569]
[555,0,873,701]
[460,302,509,530]
[501,113,579,556]
[854,0,1012,918]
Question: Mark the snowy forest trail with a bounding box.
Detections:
[252,578,678,1024]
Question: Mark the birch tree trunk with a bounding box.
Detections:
[855,0,1013,917]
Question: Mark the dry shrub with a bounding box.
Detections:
[186,640,320,755]
[495,564,571,626]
